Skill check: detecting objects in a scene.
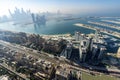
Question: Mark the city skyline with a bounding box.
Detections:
[0,0,120,16]
[0,1,120,80]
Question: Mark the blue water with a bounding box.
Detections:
[0,17,120,53]
[0,19,95,35]
[0,17,120,35]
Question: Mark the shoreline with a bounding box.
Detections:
[0,29,71,36]
[74,23,120,38]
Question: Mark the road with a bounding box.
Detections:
[0,40,120,78]
[0,63,29,80]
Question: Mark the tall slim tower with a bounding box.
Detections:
[95,30,99,42]
[8,9,13,17]
[90,38,93,51]
[75,32,79,41]
[31,13,36,23]
[79,41,83,62]
[98,47,104,60]
[117,47,120,58]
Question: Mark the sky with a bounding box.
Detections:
[0,0,120,16]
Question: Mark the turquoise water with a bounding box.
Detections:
[0,18,120,35]
[0,19,95,35]
[0,18,120,53]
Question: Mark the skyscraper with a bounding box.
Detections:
[75,32,80,41]
[31,13,36,23]
[117,47,120,58]
[95,30,99,42]
[79,41,83,62]
[60,43,72,59]
[75,31,83,41]
[89,38,93,52]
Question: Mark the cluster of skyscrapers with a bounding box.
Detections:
[8,7,47,26]
[9,7,32,24]
[31,13,46,26]
[61,31,106,65]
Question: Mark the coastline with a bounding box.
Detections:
[74,23,120,38]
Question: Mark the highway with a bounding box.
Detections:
[0,40,120,78]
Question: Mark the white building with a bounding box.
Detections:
[0,75,9,80]
[117,47,120,58]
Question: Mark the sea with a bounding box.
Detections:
[0,17,120,35]
[0,17,120,52]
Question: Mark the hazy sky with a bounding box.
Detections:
[0,0,120,16]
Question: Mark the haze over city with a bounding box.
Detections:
[0,0,120,16]
[0,0,120,80]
